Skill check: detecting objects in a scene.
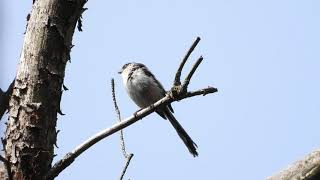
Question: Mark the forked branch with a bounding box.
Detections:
[46,37,217,179]
[174,37,201,86]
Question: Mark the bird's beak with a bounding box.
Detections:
[118,70,122,74]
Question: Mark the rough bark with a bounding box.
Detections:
[267,149,320,180]
[0,164,8,180]
[4,0,86,179]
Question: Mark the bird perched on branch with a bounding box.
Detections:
[118,62,198,157]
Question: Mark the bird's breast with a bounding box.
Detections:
[126,75,164,108]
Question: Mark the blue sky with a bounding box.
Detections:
[1,0,320,179]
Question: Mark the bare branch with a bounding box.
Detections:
[111,79,134,180]
[46,86,217,179]
[119,154,134,180]
[0,79,14,120]
[174,37,201,86]
[181,87,218,99]
[181,56,203,92]
[267,149,320,180]
[111,79,129,157]
[47,37,216,179]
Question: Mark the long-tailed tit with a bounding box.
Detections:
[118,62,198,157]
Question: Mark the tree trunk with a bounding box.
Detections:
[4,0,86,179]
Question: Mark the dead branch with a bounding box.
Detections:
[46,37,217,179]
[267,149,320,180]
[47,86,217,179]
[111,79,129,158]
[119,154,134,180]
[111,79,134,180]
[174,37,201,86]
[181,56,203,92]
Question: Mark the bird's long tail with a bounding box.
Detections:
[164,109,198,157]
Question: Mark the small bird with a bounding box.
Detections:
[118,62,198,157]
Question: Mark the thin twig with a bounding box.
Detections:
[46,87,217,179]
[111,79,134,180]
[0,155,12,180]
[0,79,15,120]
[181,56,203,92]
[119,154,134,180]
[174,37,201,86]
[111,79,128,157]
